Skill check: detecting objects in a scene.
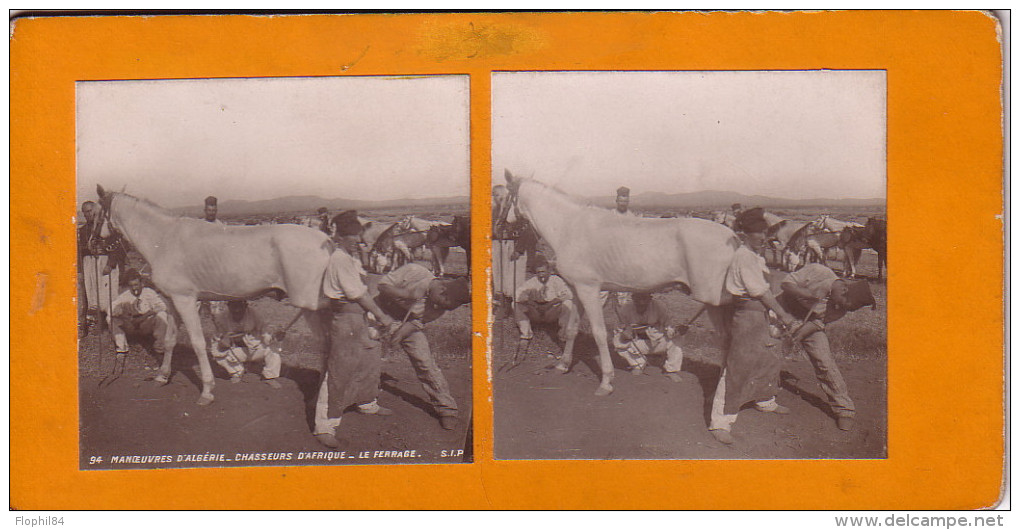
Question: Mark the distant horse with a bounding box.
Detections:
[427,215,470,276]
[369,222,430,273]
[813,214,863,233]
[784,222,842,271]
[765,219,808,269]
[400,215,448,233]
[96,185,332,405]
[503,170,739,396]
[839,217,886,279]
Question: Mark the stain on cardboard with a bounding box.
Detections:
[418,21,544,62]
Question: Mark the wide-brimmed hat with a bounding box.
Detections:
[332,210,364,236]
[735,207,768,233]
[843,280,877,311]
[438,277,471,309]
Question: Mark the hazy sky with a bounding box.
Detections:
[77,76,470,209]
[493,71,886,200]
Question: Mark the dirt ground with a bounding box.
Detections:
[492,251,887,460]
[79,249,472,469]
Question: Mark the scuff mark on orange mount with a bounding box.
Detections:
[30,271,48,314]
[417,21,544,62]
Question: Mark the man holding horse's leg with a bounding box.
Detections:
[778,264,876,431]
[209,300,283,389]
[376,264,471,430]
[313,210,400,450]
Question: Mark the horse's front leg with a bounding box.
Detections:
[170,294,215,405]
[154,311,178,385]
[572,283,614,396]
[554,297,581,374]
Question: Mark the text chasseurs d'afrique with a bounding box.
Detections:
[88,448,464,466]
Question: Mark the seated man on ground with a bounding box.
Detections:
[110,268,177,365]
[612,292,685,382]
[513,256,579,350]
[210,299,283,389]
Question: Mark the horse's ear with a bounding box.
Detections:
[504,169,515,184]
[96,184,106,198]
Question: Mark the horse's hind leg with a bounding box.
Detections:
[170,294,216,405]
[554,298,580,373]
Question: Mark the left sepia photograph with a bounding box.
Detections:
[75,75,473,468]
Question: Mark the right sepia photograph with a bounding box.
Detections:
[491,70,887,460]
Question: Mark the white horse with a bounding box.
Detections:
[97,186,332,405]
[813,214,864,233]
[503,170,739,396]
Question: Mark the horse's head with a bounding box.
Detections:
[503,169,522,195]
[398,216,414,232]
[496,170,526,232]
[95,184,123,233]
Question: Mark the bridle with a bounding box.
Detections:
[493,182,521,237]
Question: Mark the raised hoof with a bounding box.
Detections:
[196,394,215,406]
[554,362,570,373]
[594,384,614,397]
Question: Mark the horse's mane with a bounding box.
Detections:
[520,178,618,215]
[113,191,180,218]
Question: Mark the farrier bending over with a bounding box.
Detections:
[376,263,471,430]
[612,292,684,382]
[778,263,876,431]
[708,207,797,445]
[313,210,399,450]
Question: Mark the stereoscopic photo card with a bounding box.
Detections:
[490,70,888,460]
[10,11,1004,510]
[74,75,473,468]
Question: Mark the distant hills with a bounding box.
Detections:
[172,195,470,218]
[171,189,883,218]
[589,190,885,210]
